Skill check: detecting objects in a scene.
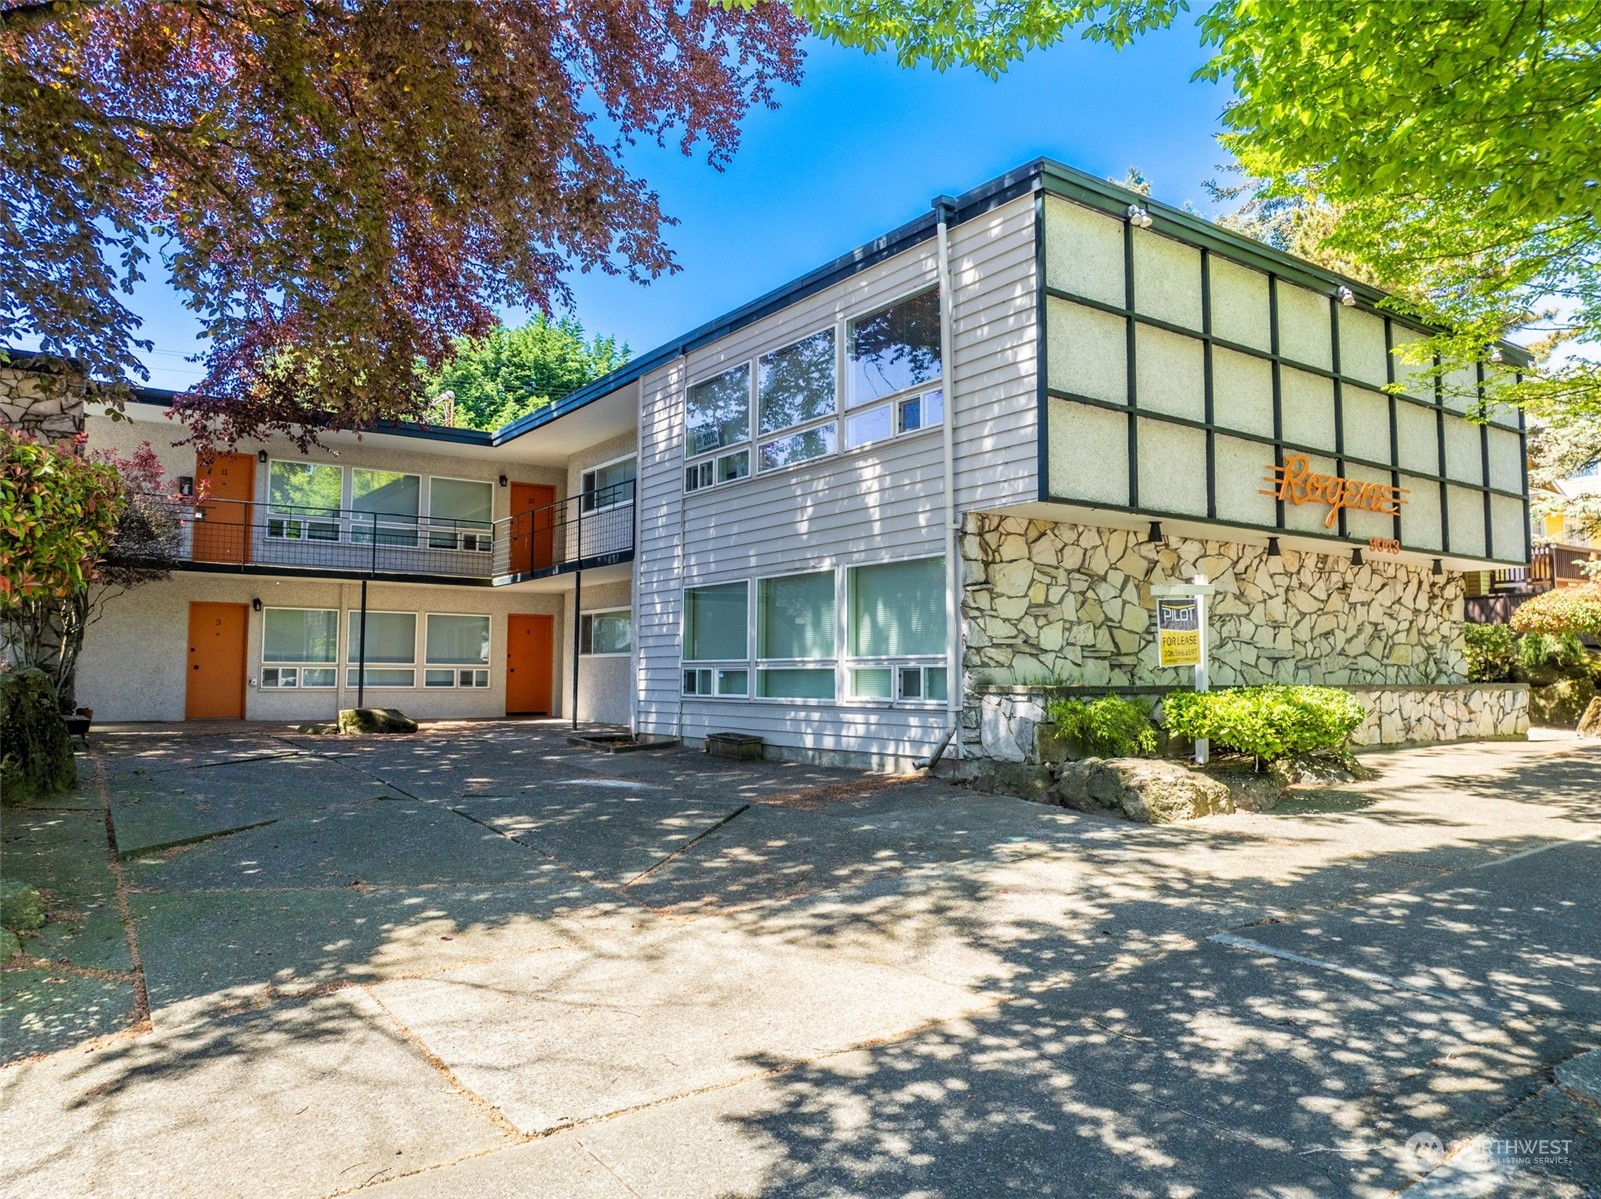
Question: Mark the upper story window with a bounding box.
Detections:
[267,461,341,540]
[582,457,636,511]
[848,289,942,406]
[352,469,421,545]
[683,288,943,494]
[428,478,494,551]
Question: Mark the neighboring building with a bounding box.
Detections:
[44,159,1532,761]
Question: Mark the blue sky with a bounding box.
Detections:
[132,20,1231,391]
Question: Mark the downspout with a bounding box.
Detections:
[916,195,962,771]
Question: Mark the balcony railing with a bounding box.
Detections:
[493,479,635,578]
[1489,541,1599,594]
[144,478,635,582]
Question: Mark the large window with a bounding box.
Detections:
[848,289,942,405]
[847,556,946,702]
[580,609,632,656]
[346,611,417,688]
[267,461,341,541]
[759,331,836,435]
[686,365,751,457]
[424,613,490,688]
[756,570,836,699]
[428,478,494,551]
[260,608,338,688]
[683,581,749,697]
[352,469,421,546]
[582,458,636,512]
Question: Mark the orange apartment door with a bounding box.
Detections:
[505,614,554,715]
[186,602,248,719]
[509,483,556,574]
[194,452,255,564]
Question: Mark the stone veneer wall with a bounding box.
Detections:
[0,364,86,441]
[962,513,1468,690]
[967,684,1529,763]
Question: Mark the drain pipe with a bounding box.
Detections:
[917,195,962,773]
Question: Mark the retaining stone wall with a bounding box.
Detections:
[0,365,85,442]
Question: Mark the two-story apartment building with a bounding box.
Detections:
[66,159,1532,763]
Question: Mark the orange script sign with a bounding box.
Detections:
[1261,455,1408,530]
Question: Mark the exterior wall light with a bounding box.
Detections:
[1489,347,1505,363]
[1266,537,1281,557]
[1335,285,1357,307]
[251,597,262,612]
[498,474,509,487]
[1146,521,1163,544]
[257,449,269,464]
[1350,548,1364,566]
[1126,204,1153,229]
[1432,558,1443,576]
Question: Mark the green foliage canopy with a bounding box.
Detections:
[1510,583,1601,638]
[0,431,124,604]
[1045,694,1158,757]
[794,0,1601,418]
[1162,685,1367,765]
[425,318,629,433]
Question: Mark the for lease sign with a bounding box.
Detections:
[1156,598,1200,667]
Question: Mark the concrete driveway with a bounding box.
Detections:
[2,722,1598,1198]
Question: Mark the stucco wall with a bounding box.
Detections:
[76,575,569,723]
[572,578,633,726]
[962,512,1468,689]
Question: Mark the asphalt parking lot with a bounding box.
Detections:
[2,721,1598,1198]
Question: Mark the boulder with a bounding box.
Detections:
[0,879,45,931]
[1578,696,1601,740]
[0,668,76,805]
[1050,758,1234,823]
[337,707,419,735]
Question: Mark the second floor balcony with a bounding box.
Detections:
[153,479,635,584]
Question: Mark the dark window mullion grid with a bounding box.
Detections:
[1330,299,1347,538]
[1201,248,1217,520]
[1269,275,1285,527]
[1034,189,1051,503]
[1043,386,1525,502]
[1436,353,1450,554]
[1479,360,1494,560]
[1042,284,1499,429]
[1124,218,1138,509]
[1384,318,1403,543]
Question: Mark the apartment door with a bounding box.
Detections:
[194,452,255,564]
[505,614,554,715]
[509,483,556,574]
[186,602,248,719]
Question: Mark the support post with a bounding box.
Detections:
[571,569,582,731]
[357,577,369,709]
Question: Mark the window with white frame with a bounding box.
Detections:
[424,613,490,688]
[428,478,494,551]
[684,365,751,494]
[756,330,836,473]
[346,610,417,688]
[846,556,947,702]
[756,570,836,699]
[260,607,339,688]
[580,609,632,656]
[582,457,636,511]
[682,581,749,697]
[848,289,942,405]
[352,469,421,546]
[267,461,341,540]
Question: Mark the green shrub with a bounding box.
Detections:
[1510,583,1601,638]
[1161,685,1367,767]
[1463,623,1518,682]
[1516,630,1589,669]
[1045,694,1157,758]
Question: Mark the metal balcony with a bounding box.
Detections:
[142,479,635,584]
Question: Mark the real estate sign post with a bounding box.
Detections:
[1152,576,1216,765]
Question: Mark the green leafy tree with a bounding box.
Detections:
[1510,584,1601,639]
[426,318,629,432]
[794,0,1601,418]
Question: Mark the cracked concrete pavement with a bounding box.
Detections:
[1,721,1598,1198]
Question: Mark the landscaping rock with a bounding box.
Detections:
[1578,696,1601,740]
[1050,757,1234,823]
[0,669,76,805]
[337,708,418,735]
[0,880,46,931]
[1527,675,1596,729]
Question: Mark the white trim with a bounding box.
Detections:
[258,605,340,689]
[580,453,638,514]
[579,607,632,658]
[344,608,419,689]
[844,284,944,410]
